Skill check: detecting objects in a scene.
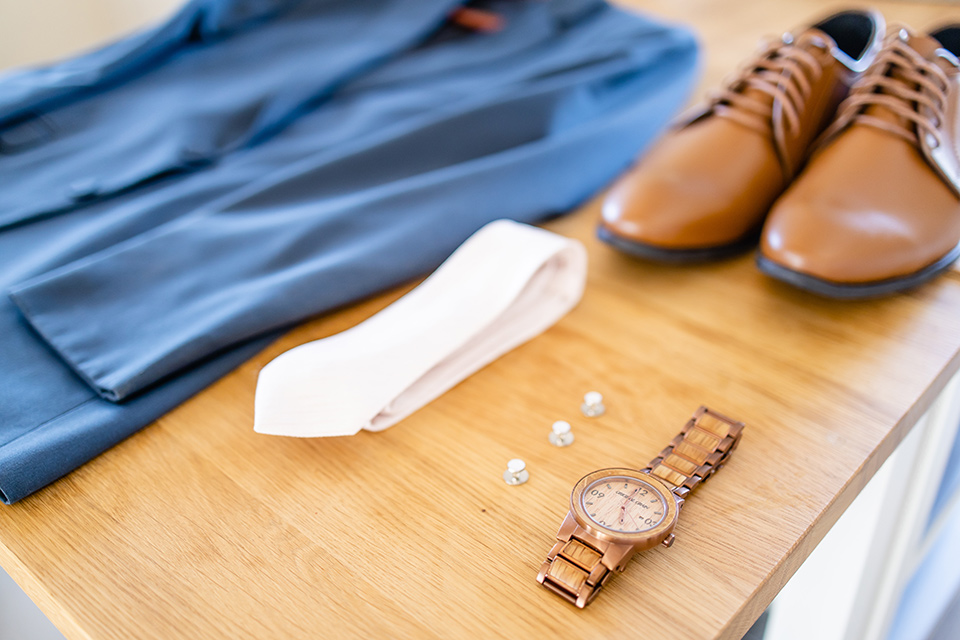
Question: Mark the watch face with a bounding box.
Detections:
[579,475,667,534]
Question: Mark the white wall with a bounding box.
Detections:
[0,0,181,70]
[0,568,64,640]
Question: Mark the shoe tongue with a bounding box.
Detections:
[737,28,837,113]
[864,30,954,129]
[909,30,947,61]
[796,28,836,52]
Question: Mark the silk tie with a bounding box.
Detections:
[253,220,587,437]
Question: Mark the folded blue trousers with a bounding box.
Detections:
[0,0,698,503]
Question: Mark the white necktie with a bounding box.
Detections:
[253,219,587,438]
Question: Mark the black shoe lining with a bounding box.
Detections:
[814,11,876,62]
[930,26,960,57]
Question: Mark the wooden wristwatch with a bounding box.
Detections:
[536,406,745,608]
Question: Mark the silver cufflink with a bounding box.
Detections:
[581,391,605,417]
[503,458,529,485]
[549,420,574,447]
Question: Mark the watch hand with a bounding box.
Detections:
[621,488,639,508]
[618,488,639,525]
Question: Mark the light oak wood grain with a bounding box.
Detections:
[2,1,960,639]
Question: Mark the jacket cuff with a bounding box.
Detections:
[10,270,158,402]
[7,229,235,402]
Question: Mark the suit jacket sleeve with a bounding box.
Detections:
[9,27,698,402]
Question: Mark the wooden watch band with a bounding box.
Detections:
[539,533,614,608]
[642,406,745,498]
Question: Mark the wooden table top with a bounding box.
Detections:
[3,1,960,639]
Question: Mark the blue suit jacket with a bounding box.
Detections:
[0,0,698,503]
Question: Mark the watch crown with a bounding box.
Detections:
[661,533,676,548]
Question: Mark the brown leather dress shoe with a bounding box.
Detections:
[758,26,960,298]
[599,10,884,261]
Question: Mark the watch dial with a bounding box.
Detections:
[580,476,667,533]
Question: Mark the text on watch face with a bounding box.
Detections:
[580,476,666,533]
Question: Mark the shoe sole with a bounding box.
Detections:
[597,225,758,263]
[755,245,960,299]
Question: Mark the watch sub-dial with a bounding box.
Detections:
[580,476,666,533]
